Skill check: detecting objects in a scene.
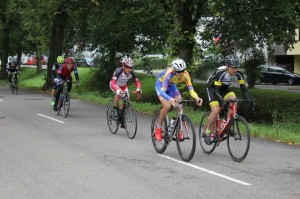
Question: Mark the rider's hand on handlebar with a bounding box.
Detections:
[169,98,177,108]
[116,89,122,96]
[76,80,80,87]
[136,88,142,94]
[196,97,203,106]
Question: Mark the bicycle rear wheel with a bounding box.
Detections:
[227,115,250,162]
[124,103,137,139]
[199,112,217,154]
[62,91,70,118]
[176,115,196,162]
[106,100,119,134]
[151,110,168,154]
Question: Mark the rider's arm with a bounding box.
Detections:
[51,63,58,80]
[73,64,79,82]
[159,69,174,101]
[183,72,199,100]
[131,70,141,89]
[110,68,123,91]
[237,71,251,100]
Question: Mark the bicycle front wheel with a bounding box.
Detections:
[62,91,70,118]
[227,115,250,162]
[150,110,168,154]
[124,103,137,139]
[106,100,119,134]
[199,112,217,154]
[14,78,18,95]
[176,115,196,162]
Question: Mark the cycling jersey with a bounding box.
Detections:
[207,66,250,106]
[57,63,79,79]
[156,68,199,101]
[110,67,141,91]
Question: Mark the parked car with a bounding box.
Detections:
[257,65,300,85]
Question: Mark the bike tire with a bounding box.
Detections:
[62,91,70,118]
[124,103,137,139]
[14,78,18,95]
[106,100,119,134]
[56,95,62,115]
[227,115,250,162]
[10,78,15,94]
[176,115,196,162]
[199,112,217,154]
[150,110,168,154]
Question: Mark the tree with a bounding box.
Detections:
[200,0,300,55]
[86,0,169,89]
[161,0,208,65]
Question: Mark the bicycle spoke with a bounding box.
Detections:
[124,103,137,139]
[176,115,196,162]
[106,101,119,134]
[151,111,168,154]
[199,112,217,154]
[227,116,250,162]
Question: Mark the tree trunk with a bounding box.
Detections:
[43,6,69,91]
[0,14,9,79]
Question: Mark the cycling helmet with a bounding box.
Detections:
[171,58,186,71]
[225,54,240,68]
[57,56,64,64]
[64,57,73,64]
[121,57,134,68]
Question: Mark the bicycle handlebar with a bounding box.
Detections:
[226,98,255,110]
[121,90,141,101]
[176,99,202,111]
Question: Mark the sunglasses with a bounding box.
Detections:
[176,70,185,74]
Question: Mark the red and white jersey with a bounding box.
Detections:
[110,67,141,91]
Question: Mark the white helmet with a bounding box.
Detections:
[171,58,186,71]
[121,57,134,68]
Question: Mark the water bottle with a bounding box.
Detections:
[168,117,176,136]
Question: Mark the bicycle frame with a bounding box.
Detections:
[214,99,253,141]
[165,100,196,142]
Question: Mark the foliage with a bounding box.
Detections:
[242,49,265,88]
[199,0,300,55]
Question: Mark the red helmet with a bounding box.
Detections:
[65,57,73,64]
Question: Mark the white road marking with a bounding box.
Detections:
[37,114,65,124]
[0,99,2,102]
[158,154,252,186]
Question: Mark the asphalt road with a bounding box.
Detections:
[1,85,300,199]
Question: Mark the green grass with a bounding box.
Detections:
[1,67,300,145]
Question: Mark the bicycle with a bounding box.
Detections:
[151,100,198,162]
[10,71,20,95]
[56,80,78,118]
[199,98,254,162]
[106,91,141,139]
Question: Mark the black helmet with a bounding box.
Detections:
[225,54,240,68]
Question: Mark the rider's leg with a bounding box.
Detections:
[53,82,63,111]
[224,92,236,118]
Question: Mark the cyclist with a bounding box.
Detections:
[204,54,251,144]
[6,60,20,84]
[109,56,142,120]
[51,56,65,106]
[53,57,80,111]
[154,58,203,141]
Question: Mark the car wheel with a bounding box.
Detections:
[288,78,295,85]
